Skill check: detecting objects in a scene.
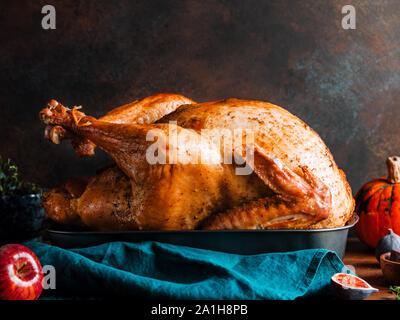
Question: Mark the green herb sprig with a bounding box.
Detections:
[389,286,400,300]
[0,156,42,196]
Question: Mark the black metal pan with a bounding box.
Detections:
[46,215,358,259]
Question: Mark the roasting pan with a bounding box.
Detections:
[46,215,358,259]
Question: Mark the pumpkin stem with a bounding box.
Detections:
[387,157,400,184]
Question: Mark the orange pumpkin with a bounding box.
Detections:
[354,156,400,248]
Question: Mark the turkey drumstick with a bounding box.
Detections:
[201,149,331,229]
[41,93,194,157]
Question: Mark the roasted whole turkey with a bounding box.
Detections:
[39,93,354,231]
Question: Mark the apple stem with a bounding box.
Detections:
[17,262,27,274]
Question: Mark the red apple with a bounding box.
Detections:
[0,244,43,300]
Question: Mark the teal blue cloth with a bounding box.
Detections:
[25,241,348,300]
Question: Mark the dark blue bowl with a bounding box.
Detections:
[0,194,45,241]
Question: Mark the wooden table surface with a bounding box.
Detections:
[343,236,396,300]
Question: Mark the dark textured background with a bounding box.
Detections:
[0,0,399,193]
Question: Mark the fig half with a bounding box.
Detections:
[331,273,378,300]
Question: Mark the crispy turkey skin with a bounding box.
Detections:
[39,94,354,230]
